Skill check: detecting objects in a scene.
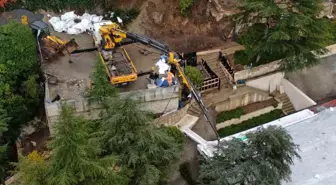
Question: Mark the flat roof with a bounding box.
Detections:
[283,108,336,185]
[45,31,162,101]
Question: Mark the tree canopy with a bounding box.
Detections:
[234,0,333,71]
[199,126,301,185]
[0,21,40,182]
[0,108,8,184]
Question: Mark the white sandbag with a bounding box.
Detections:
[61,11,77,22]
[64,20,76,29]
[49,17,64,32]
[81,13,92,20]
[66,27,81,35]
[91,15,103,23]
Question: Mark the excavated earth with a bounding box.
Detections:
[122,0,238,52]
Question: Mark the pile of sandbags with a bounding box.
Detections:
[49,11,104,34]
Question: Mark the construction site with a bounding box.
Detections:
[2,0,336,184]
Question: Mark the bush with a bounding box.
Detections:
[180,0,194,16]
[218,109,284,137]
[216,108,244,123]
[108,8,140,27]
[161,126,185,145]
[185,66,203,87]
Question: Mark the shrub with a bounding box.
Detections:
[109,8,140,27]
[218,109,284,137]
[216,108,244,123]
[180,0,194,16]
[185,66,203,87]
[161,126,185,145]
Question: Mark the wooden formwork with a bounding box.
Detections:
[199,77,220,93]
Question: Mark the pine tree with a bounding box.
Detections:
[88,59,118,103]
[199,125,300,185]
[100,98,183,185]
[234,0,333,71]
[47,104,126,185]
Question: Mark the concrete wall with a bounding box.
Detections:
[154,103,191,126]
[246,72,284,93]
[45,84,180,134]
[215,90,271,112]
[281,79,316,111]
[216,102,282,130]
[234,60,281,81]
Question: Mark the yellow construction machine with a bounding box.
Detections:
[93,22,189,87]
[21,15,78,62]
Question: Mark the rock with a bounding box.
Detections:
[182,19,189,26]
[152,12,164,24]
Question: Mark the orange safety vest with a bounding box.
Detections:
[167,72,173,86]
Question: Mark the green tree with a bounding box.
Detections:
[100,98,183,185]
[234,0,333,71]
[0,108,8,184]
[88,59,118,106]
[13,151,48,185]
[47,104,127,185]
[199,126,300,185]
[185,66,203,87]
[0,20,40,180]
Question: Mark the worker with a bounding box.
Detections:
[167,71,174,86]
[149,67,156,85]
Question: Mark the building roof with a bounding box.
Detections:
[283,107,336,185]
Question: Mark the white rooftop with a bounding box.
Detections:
[283,108,336,185]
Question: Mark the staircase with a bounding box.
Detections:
[187,98,213,117]
[199,52,229,87]
[277,93,295,115]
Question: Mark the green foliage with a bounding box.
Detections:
[2,0,94,12]
[47,104,126,185]
[180,0,195,16]
[13,151,48,185]
[199,125,301,185]
[218,109,283,137]
[0,108,8,183]
[100,98,184,185]
[108,8,140,27]
[234,0,333,71]
[185,66,203,87]
[0,21,40,180]
[161,126,185,145]
[88,59,118,106]
[216,108,244,123]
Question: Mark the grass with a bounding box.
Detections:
[216,107,244,123]
[218,109,284,137]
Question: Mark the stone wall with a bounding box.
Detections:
[216,102,282,130]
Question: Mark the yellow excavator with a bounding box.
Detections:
[21,15,78,62]
[93,22,220,139]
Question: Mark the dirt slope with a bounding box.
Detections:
[125,0,237,52]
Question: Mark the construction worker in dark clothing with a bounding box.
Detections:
[149,67,158,84]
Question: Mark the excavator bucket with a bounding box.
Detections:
[41,36,79,62]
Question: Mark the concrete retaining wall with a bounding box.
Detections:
[215,90,271,113]
[154,103,191,126]
[45,84,179,134]
[281,79,316,111]
[246,72,284,93]
[234,60,281,81]
[216,103,282,130]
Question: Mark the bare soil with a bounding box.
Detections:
[125,0,236,52]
